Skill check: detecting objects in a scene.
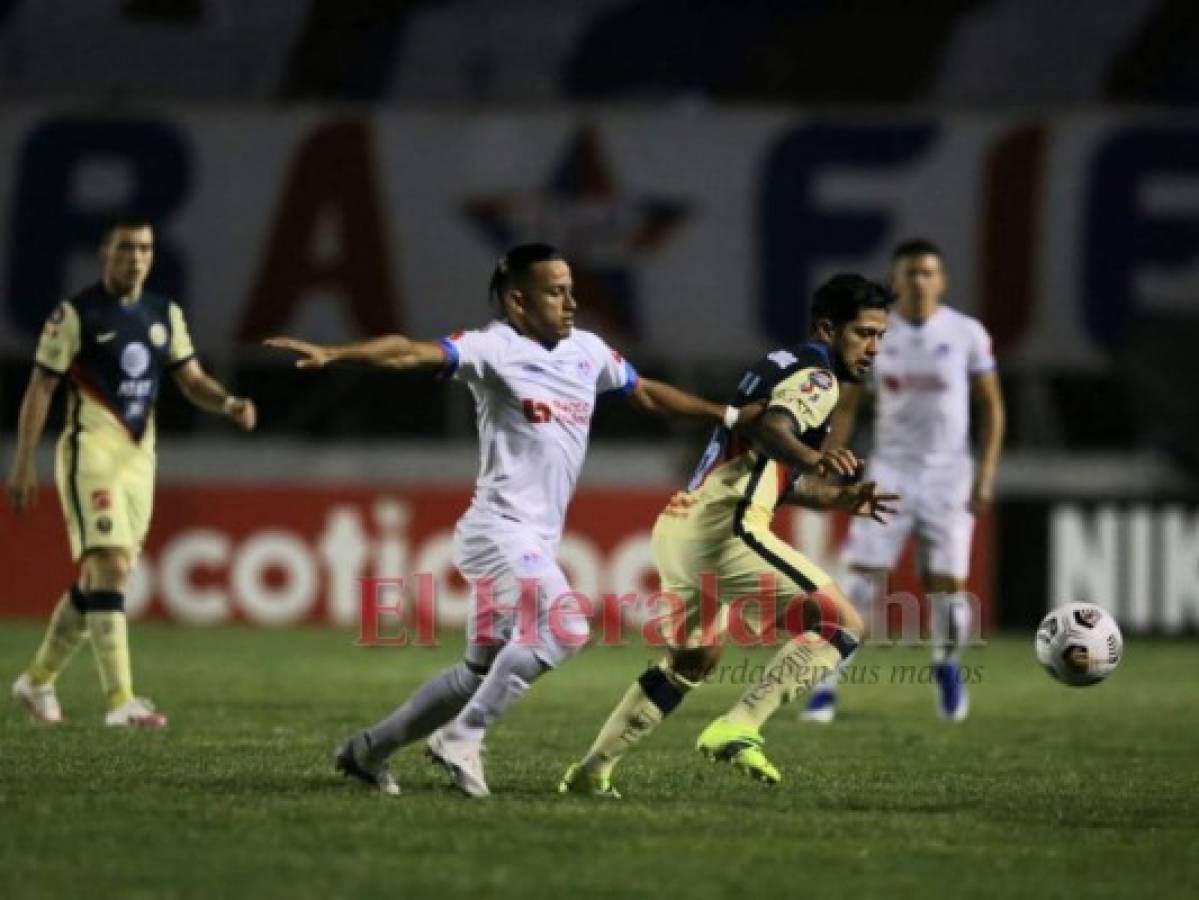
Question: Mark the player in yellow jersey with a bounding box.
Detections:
[561,274,896,795]
[6,214,257,727]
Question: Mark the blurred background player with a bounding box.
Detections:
[6,215,257,728]
[561,274,895,796]
[802,239,1005,723]
[266,243,753,797]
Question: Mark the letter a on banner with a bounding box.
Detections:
[239,119,401,341]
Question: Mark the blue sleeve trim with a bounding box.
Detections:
[436,337,460,376]
[618,359,640,396]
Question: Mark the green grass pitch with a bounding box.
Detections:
[1,624,1196,899]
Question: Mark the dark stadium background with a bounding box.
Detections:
[2,1,1197,637]
[1,5,1198,900]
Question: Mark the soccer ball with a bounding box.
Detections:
[1035,603,1123,687]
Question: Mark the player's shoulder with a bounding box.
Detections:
[65,282,106,313]
[938,304,990,339]
[566,327,607,352]
[758,341,835,376]
[449,319,516,346]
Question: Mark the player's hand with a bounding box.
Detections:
[263,336,336,369]
[226,397,257,432]
[814,448,861,479]
[5,462,38,515]
[838,480,899,523]
[969,478,994,515]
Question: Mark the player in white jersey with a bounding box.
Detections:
[266,243,751,797]
[803,239,1005,722]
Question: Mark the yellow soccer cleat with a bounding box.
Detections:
[558,763,622,799]
[695,718,781,785]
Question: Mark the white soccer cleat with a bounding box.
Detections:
[11,673,63,724]
[335,733,401,797]
[105,696,168,729]
[426,728,490,798]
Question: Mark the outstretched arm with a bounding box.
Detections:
[625,377,730,424]
[263,335,447,372]
[171,359,256,431]
[5,367,59,514]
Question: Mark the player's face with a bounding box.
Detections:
[101,226,154,296]
[834,308,887,382]
[512,260,576,343]
[891,253,945,307]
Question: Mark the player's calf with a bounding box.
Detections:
[929,584,971,721]
[563,646,717,795]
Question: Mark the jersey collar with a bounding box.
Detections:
[803,339,852,381]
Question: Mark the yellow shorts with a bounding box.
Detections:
[650,501,832,647]
[56,430,155,561]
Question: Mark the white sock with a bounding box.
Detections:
[447,642,545,741]
[364,662,484,761]
[931,591,971,663]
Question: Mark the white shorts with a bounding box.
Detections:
[844,457,975,580]
[453,511,586,670]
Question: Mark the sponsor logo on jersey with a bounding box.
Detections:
[881,373,948,392]
[149,323,168,347]
[808,370,834,391]
[121,342,151,378]
[522,398,592,426]
[117,380,153,398]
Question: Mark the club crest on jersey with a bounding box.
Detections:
[121,342,151,378]
[576,358,593,378]
[149,323,168,347]
[935,343,951,356]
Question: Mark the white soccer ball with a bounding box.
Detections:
[1035,603,1123,687]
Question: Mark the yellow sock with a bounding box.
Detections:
[28,591,87,685]
[581,661,697,779]
[86,609,134,709]
[725,634,841,730]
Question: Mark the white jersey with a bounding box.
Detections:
[870,305,995,467]
[438,321,638,545]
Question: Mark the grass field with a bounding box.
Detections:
[1,624,1196,900]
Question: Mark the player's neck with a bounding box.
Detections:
[102,276,143,303]
[897,297,938,325]
[506,318,560,351]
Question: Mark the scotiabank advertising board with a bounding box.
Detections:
[1,484,993,631]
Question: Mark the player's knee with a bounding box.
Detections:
[840,602,866,642]
[668,644,722,684]
[83,549,132,589]
[538,596,591,667]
